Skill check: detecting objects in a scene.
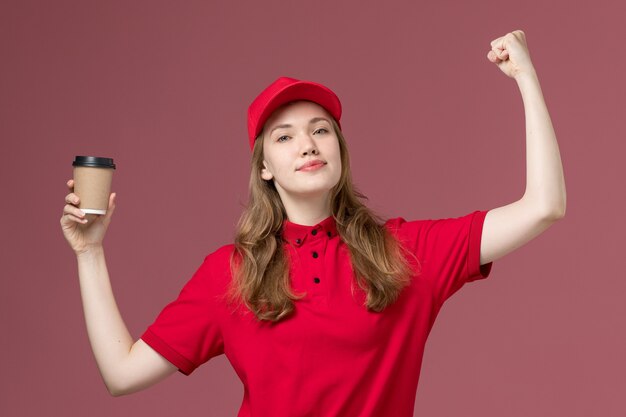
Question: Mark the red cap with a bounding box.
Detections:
[247,76,342,150]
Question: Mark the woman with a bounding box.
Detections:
[60,30,566,416]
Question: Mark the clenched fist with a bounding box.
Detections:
[487,30,535,79]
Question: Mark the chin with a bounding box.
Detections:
[276,177,339,197]
[296,187,331,197]
[289,184,333,198]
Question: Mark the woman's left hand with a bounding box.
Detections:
[487,30,535,79]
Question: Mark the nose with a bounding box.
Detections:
[299,132,319,156]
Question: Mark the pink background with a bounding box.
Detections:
[1,0,624,416]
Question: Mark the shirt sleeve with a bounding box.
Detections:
[387,210,494,305]
[140,253,225,375]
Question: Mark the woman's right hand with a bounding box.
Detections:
[60,179,117,255]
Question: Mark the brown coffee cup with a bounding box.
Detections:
[72,156,116,217]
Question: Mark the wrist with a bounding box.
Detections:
[514,67,538,84]
[75,245,104,259]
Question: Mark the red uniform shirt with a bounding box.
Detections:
[141,210,493,417]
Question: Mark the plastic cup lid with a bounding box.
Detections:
[72,156,116,169]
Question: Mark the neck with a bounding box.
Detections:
[281,191,332,226]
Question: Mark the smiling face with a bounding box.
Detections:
[260,100,342,206]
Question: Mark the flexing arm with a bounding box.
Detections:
[479,31,566,266]
[61,180,177,396]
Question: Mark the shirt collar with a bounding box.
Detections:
[281,215,338,246]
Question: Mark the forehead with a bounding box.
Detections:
[264,100,332,130]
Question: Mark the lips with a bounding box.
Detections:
[297,160,326,171]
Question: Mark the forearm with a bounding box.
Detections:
[76,246,134,393]
[516,69,567,218]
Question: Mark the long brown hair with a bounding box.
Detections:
[226,117,418,322]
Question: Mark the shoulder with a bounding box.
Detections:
[384,211,484,232]
[382,211,486,247]
[383,216,431,237]
[200,243,237,271]
[383,216,409,233]
[187,244,237,288]
[204,243,237,261]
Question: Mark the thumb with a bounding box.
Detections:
[104,192,117,220]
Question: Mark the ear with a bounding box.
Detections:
[260,160,274,181]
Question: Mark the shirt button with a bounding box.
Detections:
[295,239,302,244]
[313,277,320,284]
[311,229,317,236]
[312,251,318,258]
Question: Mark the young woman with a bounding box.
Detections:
[60,30,565,416]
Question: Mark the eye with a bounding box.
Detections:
[314,128,328,135]
[277,135,290,142]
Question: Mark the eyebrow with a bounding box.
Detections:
[269,117,331,136]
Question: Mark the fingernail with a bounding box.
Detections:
[79,210,85,217]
